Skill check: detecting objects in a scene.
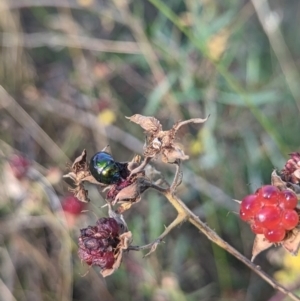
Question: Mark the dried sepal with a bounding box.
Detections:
[127,154,142,172]
[144,164,164,182]
[69,183,90,203]
[64,149,106,186]
[117,202,135,213]
[72,149,87,171]
[251,234,273,261]
[126,114,162,134]
[101,231,132,277]
[112,177,151,213]
[161,145,189,163]
[252,229,300,261]
[114,181,141,204]
[271,170,288,190]
[172,116,209,134]
[63,149,108,203]
[281,229,300,255]
[272,169,300,195]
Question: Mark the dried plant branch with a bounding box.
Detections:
[127,141,300,300]
[24,96,236,213]
[159,191,300,301]
[63,114,300,300]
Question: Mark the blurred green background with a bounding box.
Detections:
[1,0,300,300]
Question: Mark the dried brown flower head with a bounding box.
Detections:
[78,217,132,277]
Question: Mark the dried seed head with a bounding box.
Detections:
[281,152,300,184]
[78,217,132,277]
[127,114,208,164]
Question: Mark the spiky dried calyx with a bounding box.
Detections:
[63,150,103,203]
[126,114,209,163]
[78,217,132,277]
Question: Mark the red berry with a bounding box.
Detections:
[240,194,261,221]
[255,206,281,228]
[262,197,279,207]
[9,154,30,179]
[62,196,85,215]
[281,209,299,230]
[278,190,298,210]
[263,227,286,243]
[250,222,264,234]
[102,251,115,269]
[256,185,279,200]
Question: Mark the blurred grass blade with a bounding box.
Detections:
[218,90,282,106]
[143,73,177,115]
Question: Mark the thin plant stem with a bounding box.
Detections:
[128,212,187,254]
[131,159,300,300]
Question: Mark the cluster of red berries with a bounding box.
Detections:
[240,185,299,242]
[78,218,120,270]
